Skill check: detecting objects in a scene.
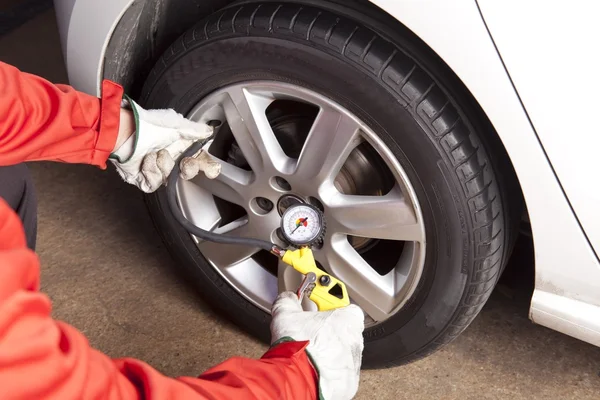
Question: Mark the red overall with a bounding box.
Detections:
[0,62,317,399]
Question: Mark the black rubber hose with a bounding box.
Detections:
[166,138,278,252]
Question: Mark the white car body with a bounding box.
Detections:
[54,0,600,347]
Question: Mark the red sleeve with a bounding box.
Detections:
[0,199,318,400]
[0,61,122,169]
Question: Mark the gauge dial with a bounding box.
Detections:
[281,204,325,247]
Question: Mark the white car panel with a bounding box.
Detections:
[532,290,600,348]
[54,0,133,95]
[370,0,600,341]
[51,0,75,60]
[478,0,600,275]
[54,0,600,347]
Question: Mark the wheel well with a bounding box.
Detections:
[103,0,236,98]
[103,0,529,256]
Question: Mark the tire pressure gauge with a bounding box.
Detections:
[280,203,326,247]
[168,140,347,310]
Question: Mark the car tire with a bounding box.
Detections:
[141,1,521,367]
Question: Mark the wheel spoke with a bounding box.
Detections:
[177,179,222,230]
[277,260,296,291]
[319,236,396,322]
[198,217,261,267]
[223,258,279,311]
[193,161,252,207]
[326,185,424,242]
[277,260,304,294]
[222,86,292,174]
[294,107,362,183]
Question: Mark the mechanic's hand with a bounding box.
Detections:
[109,97,221,193]
[270,291,365,400]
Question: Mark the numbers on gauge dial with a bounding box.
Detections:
[281,204,324,246]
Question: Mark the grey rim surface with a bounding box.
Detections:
[176,81,426,325]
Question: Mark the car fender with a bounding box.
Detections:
[54,0,134,95]
[370,0,600,345]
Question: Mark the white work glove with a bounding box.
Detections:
[270,291,365,400]
[110,97,221,193]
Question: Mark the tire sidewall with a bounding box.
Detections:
[144,34,476,365]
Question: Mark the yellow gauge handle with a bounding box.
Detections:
[282,247,350,311]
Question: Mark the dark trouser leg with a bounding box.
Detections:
[0,164,37,250]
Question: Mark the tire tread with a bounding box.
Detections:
[141,2,518,367]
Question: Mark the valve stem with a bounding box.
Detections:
[271,246,286,258]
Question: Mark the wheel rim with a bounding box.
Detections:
[176,81,426,325]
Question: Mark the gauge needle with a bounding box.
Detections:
[291,218,308,234]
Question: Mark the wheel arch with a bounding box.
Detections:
[102,0,237,98]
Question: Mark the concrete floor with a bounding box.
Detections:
[1,8,600,400]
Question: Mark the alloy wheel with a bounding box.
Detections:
[176,81,426,326]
